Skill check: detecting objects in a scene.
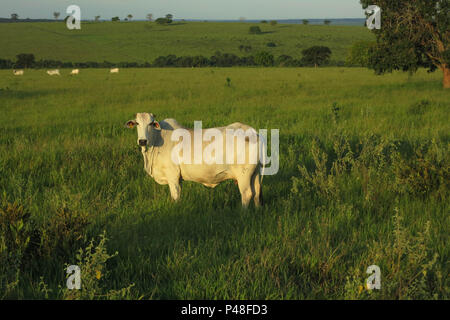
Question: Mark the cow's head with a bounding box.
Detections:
[125,113,160,147]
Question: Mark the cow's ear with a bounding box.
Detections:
[152,121,161,131]
[125,120,137,128]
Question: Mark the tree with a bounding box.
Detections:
[156,17,172,25]
[147,13,153,21]
[11,13,19,21]
[270,20,278,26]
[16,54,35,68]
[112,16,120,22]
[53,12,60,20]
[94,15,101,22]
[301,46,332,67]
[249,26,262,34]
[127,14,133,21]
[324,20,331,25]
[302,19,309,25]
[360,0,450,88]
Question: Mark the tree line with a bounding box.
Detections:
[0,48,335,69]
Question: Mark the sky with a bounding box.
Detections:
[0,0,366,20]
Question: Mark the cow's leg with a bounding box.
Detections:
[251,171,262,207]
[168,181,181,201]
[237,178,253,208]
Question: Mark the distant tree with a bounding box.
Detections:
[146,13,153,21]
[16,54,35,68]
[94,15,101,22]
[302,19,309,25]
[270,20,278,26]
[254,51,274,66]
[127,14,133,21]
[260,20,268,24]
[360,0,450,89]
[301,46,332,67]
[156,17,172,25]
[11,13,19,21]
[53,12,60,20]
[324,20,331,25]
[249,26,262,34]
[112,16,120,22]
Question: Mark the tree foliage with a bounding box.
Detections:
[301,46,332,67]
[360,0,450,88]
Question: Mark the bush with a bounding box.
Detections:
[238,45,252,53]
[346,41,376,67]
[276,55,301,67]
[62,231,135,300]
[0,59,13,69]
[269,20,278,26]
[253,51,274,67]
[249,26,262,34]
[0,200,38,298]
[266,42,277,48]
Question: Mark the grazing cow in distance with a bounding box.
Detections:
[70,69,79,75]
[125,113,265,208]
[47,69,60,76]
[110,68,119,73]
[13,70,24,76]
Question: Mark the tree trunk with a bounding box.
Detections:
[443,65,450,89]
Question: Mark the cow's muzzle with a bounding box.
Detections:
[138,139,147,147]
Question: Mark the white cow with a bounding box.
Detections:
[126,113,264,208]
[13,70,24,76]
[47,69,60,76]
[70,69,79,75]
[110,68,119,73]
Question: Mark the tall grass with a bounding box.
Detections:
[0,68,448,299]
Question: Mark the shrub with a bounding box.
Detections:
[393,139,449,199]
[407,99,431,115]
[346,41,376,67]
[62,231,135,300]
[0,59,13,69]
[0,200,38,298]
[276,55,300,67]
[266,42,277,48]
[253,51,274,66]
[40,207,90,259]
[269,20,278,26]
